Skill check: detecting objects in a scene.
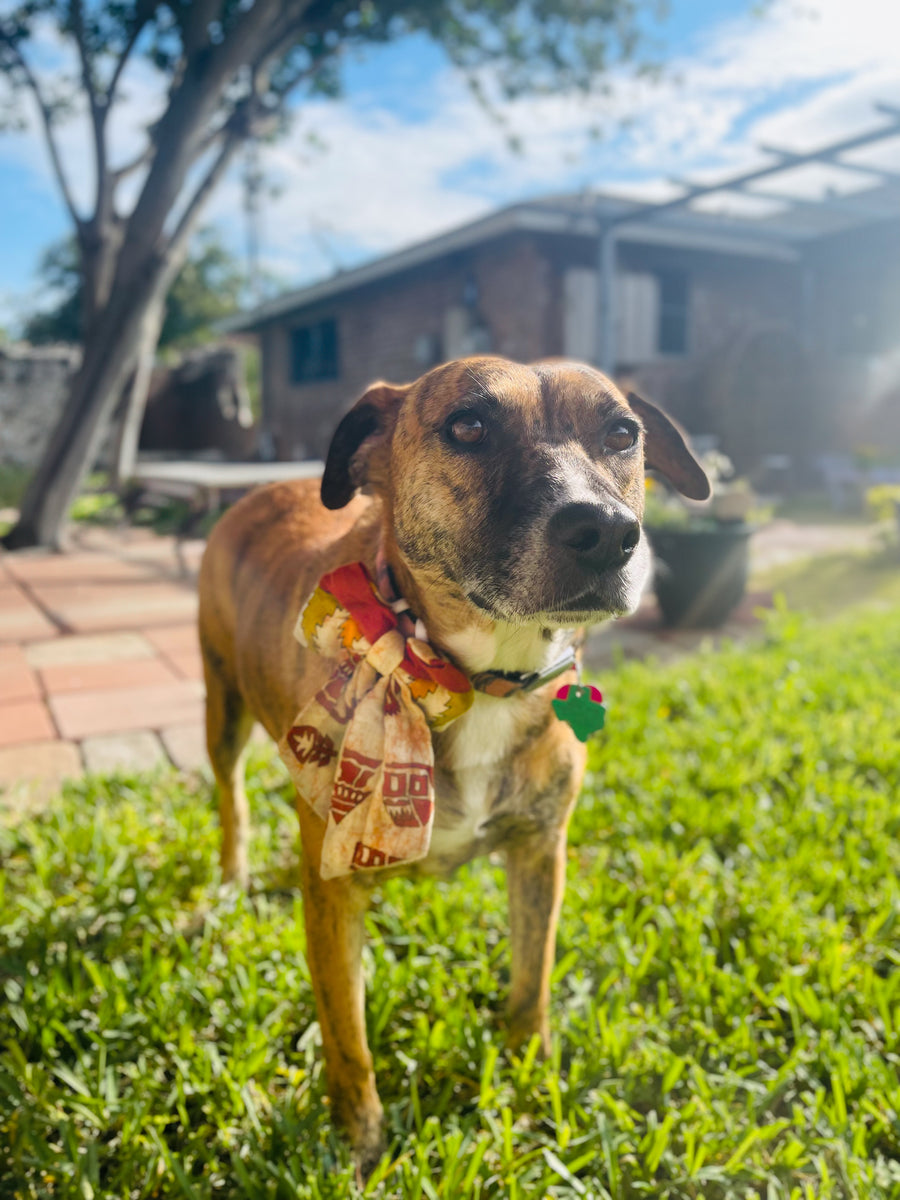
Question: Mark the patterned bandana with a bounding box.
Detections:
[279,563,474,879]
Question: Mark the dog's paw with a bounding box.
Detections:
[506,1019,550,1059]
[332,1090,385,1182]
[353,1135,388,1185]
[349,1111,386,1183]
[219,856,250,892]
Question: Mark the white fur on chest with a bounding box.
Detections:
[429,692,526,855]
[445,690,526,771]
[426,622,570,859]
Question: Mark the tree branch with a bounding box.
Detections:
[181,0,224,61]
[111,141,156,186]
[0,27,83,229]
[69,0,100,114]
[107,0,158,107]
[114,0,288,278]
[115,109,235,190]
[250,0,348,81]
[162,126,244,282]
[201,0,317,101]
[187,115,235,163]
[253,10,310,68]
[69,0,107,220]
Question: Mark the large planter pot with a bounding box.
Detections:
[647,523,754,628]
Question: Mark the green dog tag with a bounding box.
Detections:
[552,684,606,742]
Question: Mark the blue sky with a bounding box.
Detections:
[1,0,898,329]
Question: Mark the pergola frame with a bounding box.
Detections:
[596,105,900,371]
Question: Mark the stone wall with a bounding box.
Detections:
[0,341,258,473]
[0,343,80,467]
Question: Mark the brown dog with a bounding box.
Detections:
[198,356,708,1167]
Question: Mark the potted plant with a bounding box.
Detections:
[643,452,758,628]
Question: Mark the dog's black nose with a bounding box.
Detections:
[548,502,640,570]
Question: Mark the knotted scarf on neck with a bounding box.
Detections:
[279,563,473,879]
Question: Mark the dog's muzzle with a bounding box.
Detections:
[547,501,641,575]
[464,498,649,624]
[530,496,649,621]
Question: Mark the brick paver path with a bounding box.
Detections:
[0,516,879,801]
[0,524,205,801]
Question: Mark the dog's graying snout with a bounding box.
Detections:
[548,501,641,571]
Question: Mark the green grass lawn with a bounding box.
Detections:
[0,465,221,540]
[0,465,32,511]
[756,542,900,621]
[3,602,900,1198]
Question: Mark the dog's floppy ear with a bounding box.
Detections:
[627,392,711,501]
[321,381,411,510]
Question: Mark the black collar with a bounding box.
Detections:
[469,648,578,697]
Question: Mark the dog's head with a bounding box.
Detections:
[321,356,709,626]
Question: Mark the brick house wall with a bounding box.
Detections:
[261,232,556,461]
[615,243,805,466]
[255,226,823,469]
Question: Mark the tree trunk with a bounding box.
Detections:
[80,217,124,338]
[2,272,168,550]
[110,300,165,487]
[1,113,239,550]
[1,14,260,551]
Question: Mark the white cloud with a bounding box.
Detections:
[2,0,900,297]
[221,0,900,285]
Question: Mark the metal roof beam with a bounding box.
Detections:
[724,185,898,222]
[758,142,900,184]
[823,157,900,184]
[609,110,900,226]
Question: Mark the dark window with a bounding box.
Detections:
[290,319,339,383]
[656,269,689,356]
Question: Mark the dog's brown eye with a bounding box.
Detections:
[447,412,486,446]
[604,421,638,453]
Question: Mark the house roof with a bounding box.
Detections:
[225,113,900,334]
[224,195,806,332]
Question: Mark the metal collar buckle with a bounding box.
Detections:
[472,647,579,698]
[518,647,579,693]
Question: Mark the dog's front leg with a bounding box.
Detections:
[297,808,384,1171]
[505,826,570,1054]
